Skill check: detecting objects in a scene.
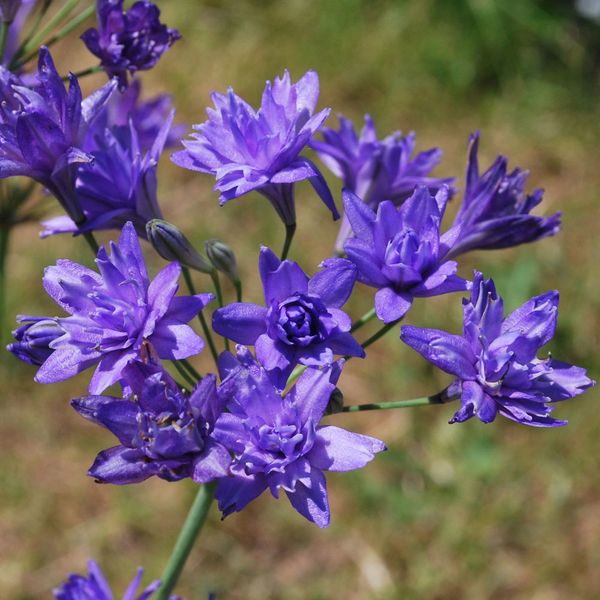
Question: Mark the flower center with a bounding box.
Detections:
[269,294,327,347]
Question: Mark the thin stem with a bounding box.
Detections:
[210,270,224,308]
[350,307,376,333]
[234,279,242,303]
[82,231,99,254]
[280,222,296,261]
[360,318,401,352]
[11,0,52,66]
[0,22,9,62]
[63,64,101,81]
[182,267,219,366]
[20,0,80,57]
[172,360,196,389]
[155,483,216,600]
[210,270,229,351]
[341,393,452,413]
[180,358,202,382]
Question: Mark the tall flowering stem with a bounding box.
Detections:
[155,482,216,600]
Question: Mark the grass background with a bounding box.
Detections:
[1,1,600,598]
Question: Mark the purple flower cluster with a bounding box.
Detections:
[1,12,595,593]
[82,0,181,89]
[401,272,593,426]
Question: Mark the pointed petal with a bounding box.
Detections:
[309,426,386,472]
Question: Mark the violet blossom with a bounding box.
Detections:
[400,272,594,427]
[343,187,469,324]
[440,132,561,259]
[212,247,363,389]
[172,70,338,226]
[312,114,454,251]
[0,47,116,224]
[72,361,230,484]
[81,0,181,89]
[54,560,160,600]
[35,222,213,393]
[7,315,64,366]
[213,347,386,527]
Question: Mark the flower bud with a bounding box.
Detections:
[204,239,240,284]
[7,315,64,366]
[146,219,213,273]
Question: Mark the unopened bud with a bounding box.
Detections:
[7,315,64,366]
[146,219,213,273]
[204,239,240,284]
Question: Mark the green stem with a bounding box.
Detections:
[43,5,95,48]
[210,270,229,351]
[234,279,242,303]
[82,231,99,254]
[210,270,224,308]
[280,222,296,260]
[156,483,216,600]
[63,64,101,81]
[0,21,9,62]
[360,318,401,352]
[172,360,195,389]
[350,307,376,333]
[20,0,80,57]
[11,0,52,67]
[180,358,202,382]
[341,392,453,413]
[182,267,219,366]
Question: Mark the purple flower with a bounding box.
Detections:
[100,79,185,152]
[400,272,594,427]
[213,347,386,527]
[72,361,230,484]
[7,315,64,366]
[440,132,561,259]
[54,560,160,600]
[171,70,338,225]
[35,222,213,393]
[343,187,469,324]
[81,0,181,89]
[41,109,172,238]
[0,47,116,224]
[212,247,363,389]
[312,114,454,251]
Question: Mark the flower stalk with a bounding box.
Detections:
[155,482,216,600]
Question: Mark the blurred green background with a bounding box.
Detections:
[1,0,600,598]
